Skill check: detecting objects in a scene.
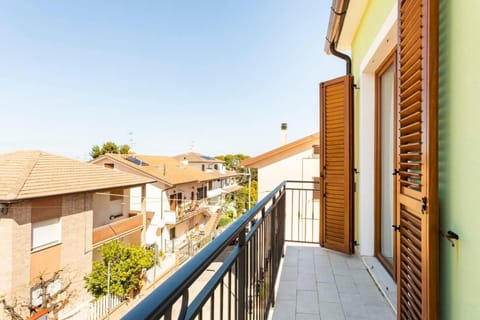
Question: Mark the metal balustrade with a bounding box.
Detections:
[123,180,319,320]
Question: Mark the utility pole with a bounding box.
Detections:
[248,168,252,211]
[107,260,111,320]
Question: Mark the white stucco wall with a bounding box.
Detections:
[130,183,167,214]
[257,149,319,200]
[358,5,397,256]
[92,189,127,228]
[257,149,319,242]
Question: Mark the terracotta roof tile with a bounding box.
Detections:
[94,154,218,185]
[173,152,223,164]
[0,151,154,201]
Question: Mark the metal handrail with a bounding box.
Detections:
[123,180,318,320]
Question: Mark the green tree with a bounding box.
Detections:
[214,154,250,171]
[90,142,130,159]
[214,154,258,184]
[227,180,258,214]
[84,241,154,298]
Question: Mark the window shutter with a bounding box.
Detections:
[396,0,438,319]
[319,75,354,254]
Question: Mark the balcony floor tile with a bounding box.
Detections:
[271,244,395,320]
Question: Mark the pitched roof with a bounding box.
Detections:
[241,133,319,168]
[173,152,223,164]
[0,151,154,201]
[93,154,218,185]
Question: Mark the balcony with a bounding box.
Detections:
[167,201,209,226]
[163,210,177,225]
[92,212,146,247]
[123,181,394,320]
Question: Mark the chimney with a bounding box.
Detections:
[281,123,288,145]
[181,157,189,166]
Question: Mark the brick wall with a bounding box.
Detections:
[0,192,94,317]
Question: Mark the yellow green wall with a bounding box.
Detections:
[348,0,480,318]
[350,1,395,80]
[438,0,480,318]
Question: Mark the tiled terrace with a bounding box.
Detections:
[271,244,396,320]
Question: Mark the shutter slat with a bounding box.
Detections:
[320,75,354,254]
[396,0,438,318]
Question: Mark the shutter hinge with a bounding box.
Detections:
[392,225,401,232]
[323,192,327,198]
[392,169,400,175]
[353,240,360,246]
[353,168,360,174]
[421,197,427,214]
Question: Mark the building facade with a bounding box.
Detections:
[320,0,480,318]
[0,151,152,318]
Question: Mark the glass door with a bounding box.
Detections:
[375,52,396,277]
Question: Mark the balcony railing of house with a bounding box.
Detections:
[92,212,152,247]
[123,180,319,320]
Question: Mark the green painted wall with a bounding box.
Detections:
[438,0,480,318]
[350,0,395,81]
[347,0,480,318]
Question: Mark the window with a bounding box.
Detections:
[104,163,114,169]
[31,278,61,306]
[32,218,61,250]
[197,187,204,200]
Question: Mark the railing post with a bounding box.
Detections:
[270,195,276,308]
[280,186,286,257]
[238,228,247,320]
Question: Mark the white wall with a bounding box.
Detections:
[358,5,397,256]
[257,149,319,200]
[92,189,126,228]
[257,149,319,242]
[130,183,166,215]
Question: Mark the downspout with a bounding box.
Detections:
[330,41,351,75]
[325,0,351,74]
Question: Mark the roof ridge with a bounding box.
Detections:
[7,151,42,200]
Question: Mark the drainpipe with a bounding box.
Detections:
[325,0,351,75]
[330,41,351,75]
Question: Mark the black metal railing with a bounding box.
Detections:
[123,180,319,320]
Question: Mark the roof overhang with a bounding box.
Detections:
[92,154,174,187]
[325,0,368,54]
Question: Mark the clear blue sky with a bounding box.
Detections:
[0,1,345,161]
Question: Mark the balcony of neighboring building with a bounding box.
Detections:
[165,200,209,227]
[92,211,153,248]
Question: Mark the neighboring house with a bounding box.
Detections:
[241,133,319,241]
[0,151,153,318]
[92,153,240,251]
[173,152,242,204]
[319,0,479,318]
[241,133,319,199]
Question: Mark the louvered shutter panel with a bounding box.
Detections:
[396,0,438,319]
[319,75,354,254]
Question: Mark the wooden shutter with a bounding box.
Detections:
[396,0,438,319]
[319,75,354,254]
